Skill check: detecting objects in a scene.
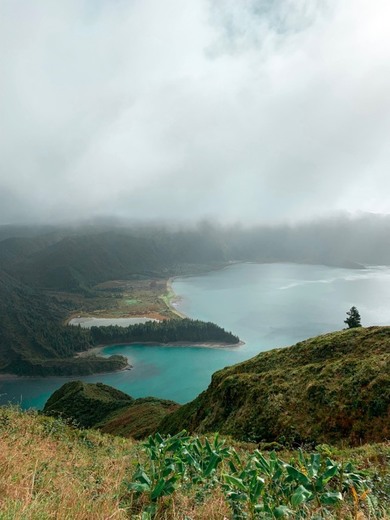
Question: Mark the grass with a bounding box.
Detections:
[0,406,134,519]
[125,299,139,305]
[0,406,388,519]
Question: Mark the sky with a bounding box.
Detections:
[1,0,390,225]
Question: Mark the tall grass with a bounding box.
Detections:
[0,407,133,519]
[0,407,388,519]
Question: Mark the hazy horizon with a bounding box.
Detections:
[1,0,390,226]
[1,210,390,232]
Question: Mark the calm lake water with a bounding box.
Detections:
[2,263,390,409]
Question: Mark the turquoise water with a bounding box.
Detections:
[2,263,390,409]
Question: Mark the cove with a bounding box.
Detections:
[1,262,390,410]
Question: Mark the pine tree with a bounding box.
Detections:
[344,306,362,328]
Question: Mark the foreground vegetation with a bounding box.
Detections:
[0,406,388,519]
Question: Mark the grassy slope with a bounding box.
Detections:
[159,327,390,445]
[0,406,135,520]
[44,381,180,439]
[0,407,388,519]
[43,381,135,428]
[97,397,180,439]
[6,231,228,292]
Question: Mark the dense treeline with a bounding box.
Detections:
[89,319,240,346]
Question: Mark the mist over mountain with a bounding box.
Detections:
[1,214,390,293]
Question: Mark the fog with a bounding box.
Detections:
[1,0,390,225]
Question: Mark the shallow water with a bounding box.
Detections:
[2,263,390,409]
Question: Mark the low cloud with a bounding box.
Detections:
[1,0,390,224]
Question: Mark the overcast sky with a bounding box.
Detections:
[1,0,390,225]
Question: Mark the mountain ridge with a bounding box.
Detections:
[158,326,390,445]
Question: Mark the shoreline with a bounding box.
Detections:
[2,268,241,382]
[94,340,244,350]
[0,340,244,381]
[78,339,244,358]
[161,277,187,318]
[65,262,238,327]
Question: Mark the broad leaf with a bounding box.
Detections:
[291,485,312,507]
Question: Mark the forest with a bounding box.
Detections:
[89,319,240,346]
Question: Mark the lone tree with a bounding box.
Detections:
[344,306,362,328]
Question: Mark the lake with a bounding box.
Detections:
[2,262,390,409]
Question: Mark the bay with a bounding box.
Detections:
[1,262,390,410]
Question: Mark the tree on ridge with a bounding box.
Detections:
[344,306,362,328]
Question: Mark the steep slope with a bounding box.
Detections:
[0,270,127,375]
[44,381,134,428]
[8,231,228,291]
[0,236,51,268]
[9,234,167,291]
[44,381,179,438]
[5,215,390,293]
[159,327,390,445]
[96,397,180,439]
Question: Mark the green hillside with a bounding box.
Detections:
[159,327,390,445]
[5,230,228,291]
[44,381,180,439]
[0,270,128,375]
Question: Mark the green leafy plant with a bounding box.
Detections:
[125,433,376,519]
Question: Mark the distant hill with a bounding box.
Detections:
[3,214,390,291]
[4,234,165,291]
[4,230,228,291]
[44,381,179,439]
[159,326,390,445]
